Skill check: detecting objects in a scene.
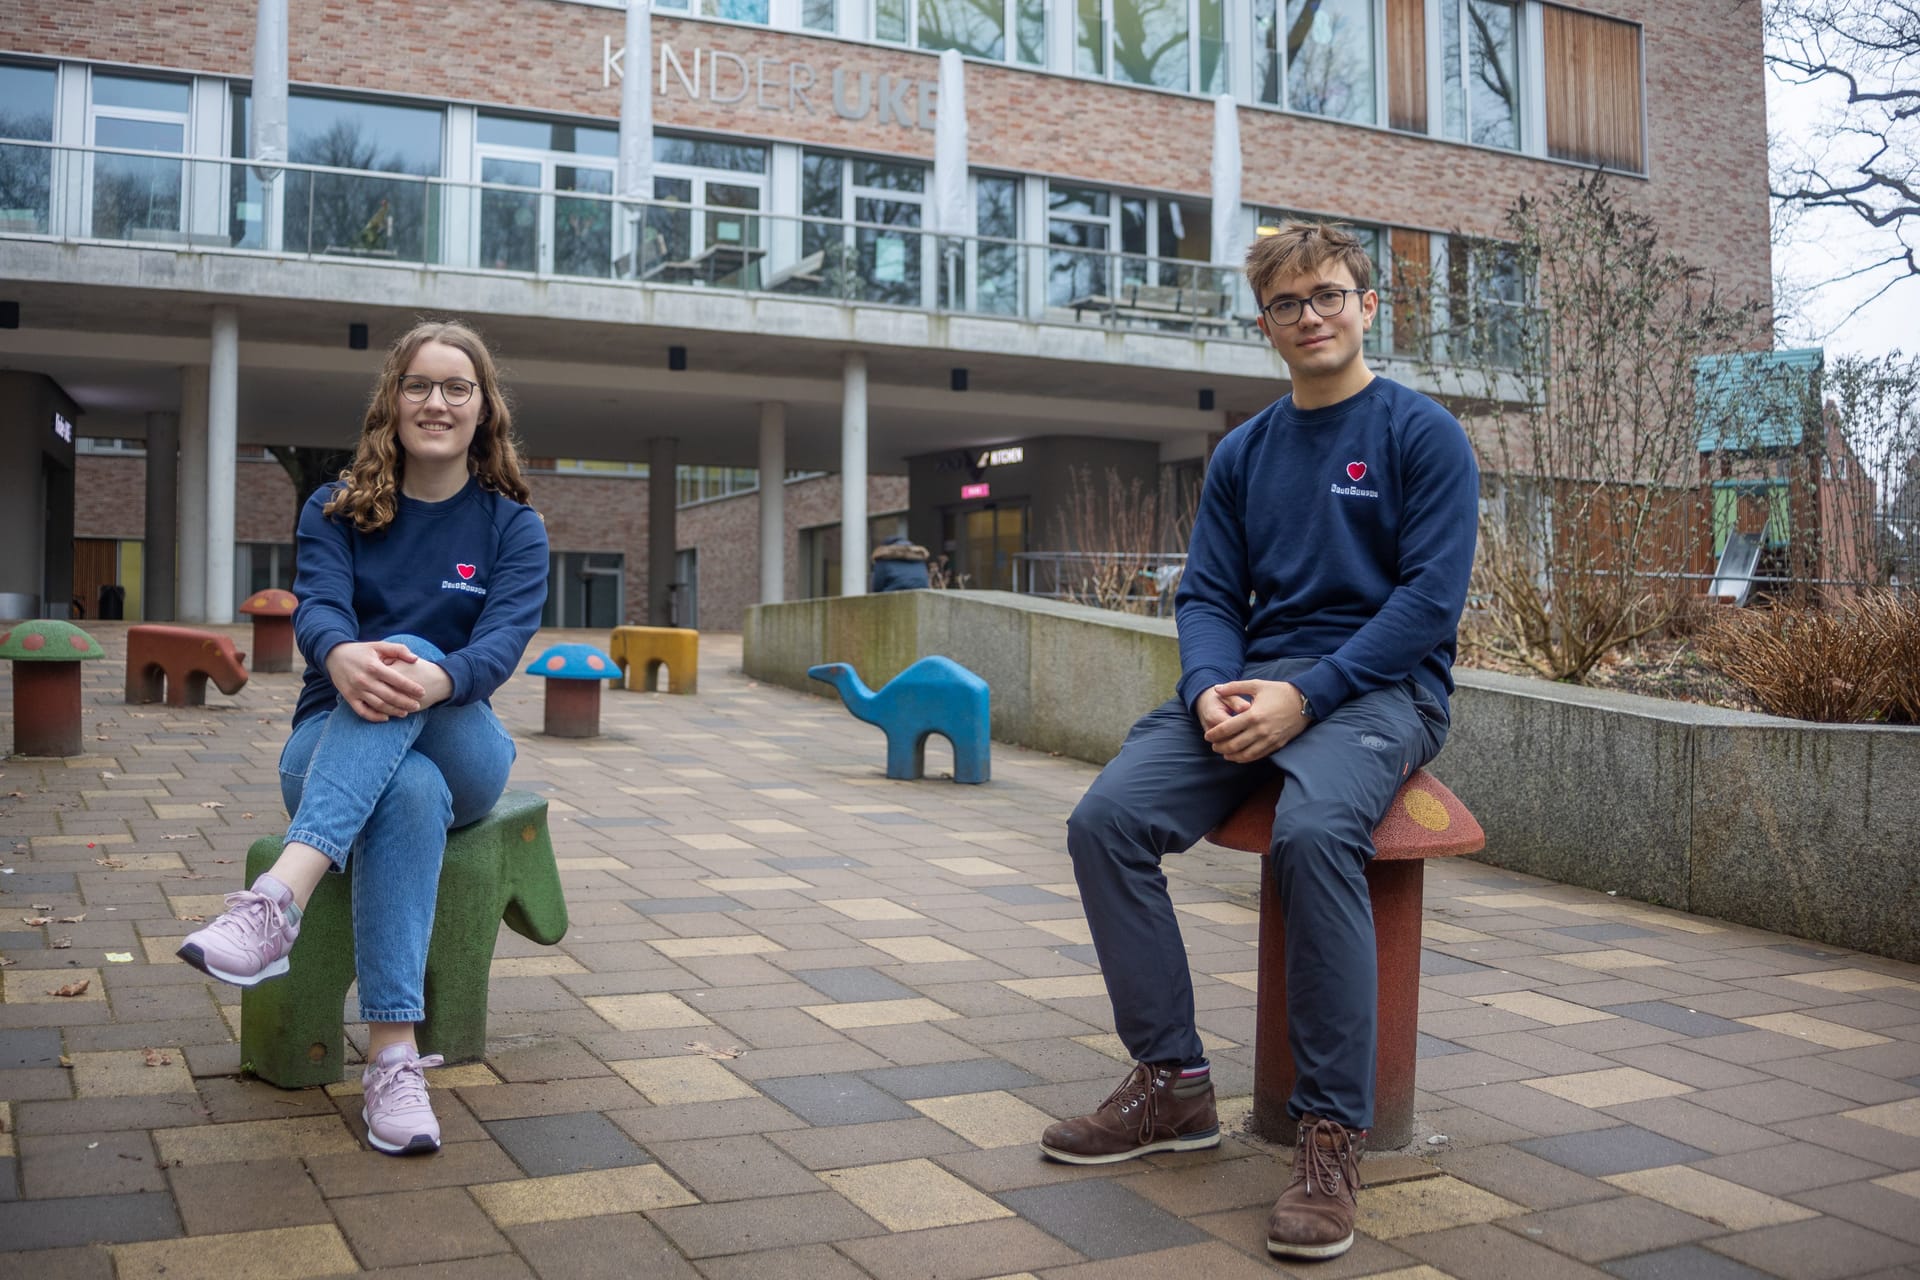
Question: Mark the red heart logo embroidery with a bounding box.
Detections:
[456,564,476,580]
[1346,462,1368,482]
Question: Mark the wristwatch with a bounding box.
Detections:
[1297,689,1315,721]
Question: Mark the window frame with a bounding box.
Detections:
[85,70,192,241]
[1079,0,1229,93]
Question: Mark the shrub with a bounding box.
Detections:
[1697,591,1919,722]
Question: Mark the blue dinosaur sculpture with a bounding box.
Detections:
[808,656,991,784]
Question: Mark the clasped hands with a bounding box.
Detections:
[325,641,454,723]
[1196,679,1312,763]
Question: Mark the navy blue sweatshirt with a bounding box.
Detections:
[290,477,551,729]
[1173,375,1478,719]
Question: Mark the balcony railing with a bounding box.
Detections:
[0,139,1268,340]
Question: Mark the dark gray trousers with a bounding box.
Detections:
[1065,656,1448,1131]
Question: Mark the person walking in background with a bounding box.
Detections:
[1037,222,1479,1261]
[870,535,932,592]
[178,320,549,1156]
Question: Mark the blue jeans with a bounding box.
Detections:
[277,634,517,1023]
[1065,656,1448,1131]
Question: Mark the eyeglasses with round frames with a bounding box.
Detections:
[1260,288,1367,327]
[398,376,477,407]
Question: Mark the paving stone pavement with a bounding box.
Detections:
[3,623,1919,1278]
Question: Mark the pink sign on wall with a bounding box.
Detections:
[961,482,990,499]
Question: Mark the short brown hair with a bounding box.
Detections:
[1244,221,1374,304]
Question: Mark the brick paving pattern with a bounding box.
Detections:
[2,623,1918,1278]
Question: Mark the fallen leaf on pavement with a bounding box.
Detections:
[161,833,193,840]
[0,957,14,967]
[50,936,72,949]
[58,913,85,924]
[31,902,52,910]
[178,914,204,922]
[199,801,225,809]
[48,979,89,998]
[685,1041,744,1059]
[58,1054,73,1068]
[142,1048,173,1067]
[94,857,126,869]
[240,812,255,820]
[21,915,51,926]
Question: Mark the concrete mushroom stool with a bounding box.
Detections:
[524,642,618,737]
[238,589,299,672]
[2,620,104,757]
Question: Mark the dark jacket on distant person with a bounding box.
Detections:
[870,538,932,592]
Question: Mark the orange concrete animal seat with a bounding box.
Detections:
[1207,768,1484,1149]
[125,624,250,707]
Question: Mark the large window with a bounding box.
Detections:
[1047,182,1212,309]
[231,91,444,259]
[89,74,191,241]
[1543,5,1643,172]
[645,135,769,287]
[477,114,616,277]
[803,152,927,305]
[1442,233,1529,367]
[1079,0,1225,92]
[656,0,772,24]
[0,62,56,235]
[877,0,1045,61]
[1255,0,1375,122]
[1442,0,1523,150]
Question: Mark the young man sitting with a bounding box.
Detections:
[1037,221,1479,1261]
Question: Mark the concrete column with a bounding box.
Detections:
[143,411,179,621]
[177,364,209,621]
[758,401,786,605]
[648,436,677,625]
[205,306,240,623]
[840,353,868,598]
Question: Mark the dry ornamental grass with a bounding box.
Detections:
[1697,591,1920,723]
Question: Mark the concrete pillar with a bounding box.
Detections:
[840,353,868,598]
[758,401,786,605]
[648,436,677,625]
[206,306,240,623]
[143,411,179,621]
[177,364,209,622]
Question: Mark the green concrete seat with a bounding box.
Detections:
[240,790,569,1088]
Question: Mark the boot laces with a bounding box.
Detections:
[1292,1116,1358,1200]
[1098,1063,1162,1145]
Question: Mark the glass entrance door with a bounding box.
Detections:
[943,503,1027,592]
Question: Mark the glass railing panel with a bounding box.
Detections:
[0,141,53,234]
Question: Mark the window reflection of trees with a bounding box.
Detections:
[918,0,1006,58]
[1466,0,1519,148]
[1284,0,1375,123]
[0,84,54,234]
[1112,0,1190,90]
[283,121,434,259]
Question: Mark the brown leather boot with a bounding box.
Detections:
[1266,1114,1363,1259]
[1039,1063,1220,1165]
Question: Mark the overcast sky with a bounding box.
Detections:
[1765,35,1914,360]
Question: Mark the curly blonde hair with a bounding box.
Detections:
[323,320,532,533]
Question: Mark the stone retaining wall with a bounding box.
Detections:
[744,589,1920,961]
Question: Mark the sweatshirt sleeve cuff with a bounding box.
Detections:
[439,653,475,706]
[1291,663,1351,721]
[1178,668,1238,713]
[304,629,354,674]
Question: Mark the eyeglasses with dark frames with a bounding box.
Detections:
[399,376,477,407]
[1260,288,1367,327]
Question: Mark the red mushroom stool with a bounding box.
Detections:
[2,620,105,757]
[1206,768,1484,1150]
[238,589,299,672]
[523,643,617,738]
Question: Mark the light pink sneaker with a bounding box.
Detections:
[362,1043,445,1155]
[176,874,301,986]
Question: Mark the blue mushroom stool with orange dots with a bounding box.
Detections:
[1207,767,1484,1150]
[524,643,618,737]
[808,656,991,784]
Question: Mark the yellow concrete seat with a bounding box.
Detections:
[609,625,699,695]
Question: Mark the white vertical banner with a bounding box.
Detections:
[1210,94,1242,276]
[618,0,654,202]
[250,0,288,182]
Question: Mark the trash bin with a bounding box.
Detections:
[97,584,126,620]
